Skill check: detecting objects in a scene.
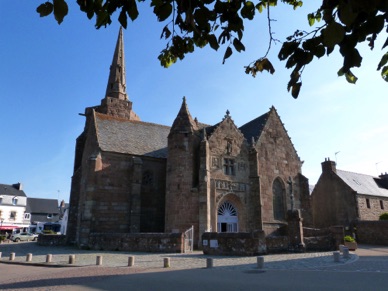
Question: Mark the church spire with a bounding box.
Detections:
[105,27,127,100]
[170,97,198,135]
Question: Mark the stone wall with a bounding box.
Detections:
[303,226,343,251]
[38,234,67,246]
[202,231,266,256]
[256,108,304,226]
[353,220,388,245]
[88,233,185,253]
[357,196,388,221]
[265,236,289,253]
[311,160,358,228]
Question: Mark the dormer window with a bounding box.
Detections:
[47,213,53,219]
[12,197,18,205]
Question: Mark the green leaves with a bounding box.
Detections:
[33,0,387,99]
[223,47,233,64]
[37,2,53,17]
[36,0,68,24]
[241,1,255,20]
[322,22,345,48]
[53,0,68,24]
[245,58,275,78]
[337,68,358,84]
[378,52,388,82]
[151,0,172,22]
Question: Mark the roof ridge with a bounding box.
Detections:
[95,112,170,129]
[337,169,379,178]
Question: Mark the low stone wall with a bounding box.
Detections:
[88,233,185,253]
[353,220,388,245]
[303,226,343,251]
[265,236,289,253]
[202,231,266,256]
[37,234,67,246]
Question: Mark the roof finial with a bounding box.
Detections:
[223,110,231,120]
[105,27,128,101]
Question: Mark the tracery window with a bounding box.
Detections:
[223,159,235,176]
[217,201,238,232]
[273,178,286,220]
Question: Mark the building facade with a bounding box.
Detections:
[0,183,30,232]
[67,28,311,247]
[311,158,388,228]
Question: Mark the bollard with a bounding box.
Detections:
[257,256,264,269]
[9,252,15,261]
[26,253,33,262]
[69,255,75,264]
[96,255,103,266]
[333,251,340,262]
[0,252,2,259]
[128,256,135,267]
[46,254,52,263]
[206,258,213,269]
[164,257,170,268]
[339,244,344,253]
[343,247,350,259]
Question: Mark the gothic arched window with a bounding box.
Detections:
[273,178,286,220]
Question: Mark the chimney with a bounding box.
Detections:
[321,158,337,174]
[12,182,23,191]
[379,172,388,180]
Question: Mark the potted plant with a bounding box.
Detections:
[344,235,357,251]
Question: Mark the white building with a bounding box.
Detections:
[0,183,30,233]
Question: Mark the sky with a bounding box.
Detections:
[1,1,387,203]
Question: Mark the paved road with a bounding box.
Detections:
[0,243,387,290]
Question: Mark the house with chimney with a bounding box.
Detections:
[311,158,388,228]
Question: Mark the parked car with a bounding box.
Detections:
[10,232,38,242]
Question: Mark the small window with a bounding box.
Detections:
[47,214,53,219]
[380,200,384,210]
[12,197,18,205]
[366,198,371,209]
[223,158,235,175]
[142,171,153,186]
[10,211,16,220]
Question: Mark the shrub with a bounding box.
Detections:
[379,212,388,220]
[42,230,57,235]
[344,235,355,243]
[0,235,6,241]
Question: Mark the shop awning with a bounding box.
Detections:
[0,226,23,230]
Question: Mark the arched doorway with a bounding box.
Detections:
[217,201,238,232]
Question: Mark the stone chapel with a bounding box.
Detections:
[67,28,311,248]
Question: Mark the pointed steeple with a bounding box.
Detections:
[170,97,198,135]
[105,27,127,101]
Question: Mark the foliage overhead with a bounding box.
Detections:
[37,0,388,98]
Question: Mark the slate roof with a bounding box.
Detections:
[0,183,26,197]
[26,198,59,214]
[239,112,270,144]
[336,170,388,197]
[94,112,170,158]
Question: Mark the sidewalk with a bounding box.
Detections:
[0,241,361,270]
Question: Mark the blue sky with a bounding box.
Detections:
[1,1,387,203]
